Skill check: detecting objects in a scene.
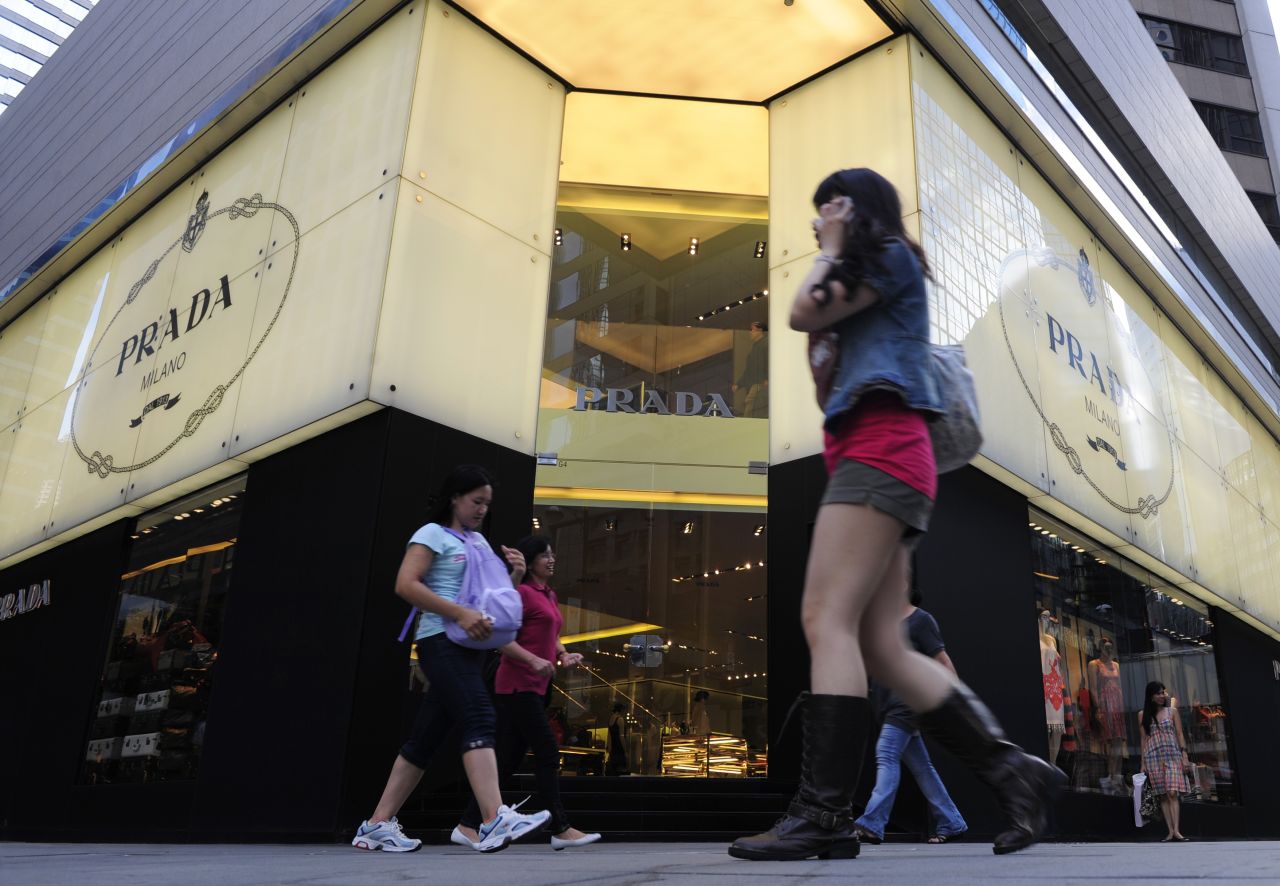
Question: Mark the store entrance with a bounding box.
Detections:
[526,92,771,778]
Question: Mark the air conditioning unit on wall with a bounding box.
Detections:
[1144,19,1175,49]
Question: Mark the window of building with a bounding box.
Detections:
[1246,191,1280,245]
[1141,17,1249,77]
[534,93,769,777]
[530,504,768,777]
[1192,101,1267,157]
[1028,511,1236,805]
[81,476,246,785]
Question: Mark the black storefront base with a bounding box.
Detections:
[5,421,1280,842]
[0,407,534,842]
[766,457,1280,843]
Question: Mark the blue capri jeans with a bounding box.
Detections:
[399,634,496,768]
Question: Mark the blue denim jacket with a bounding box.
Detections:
[823,238,943,430]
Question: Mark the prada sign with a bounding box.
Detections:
[573,386,734,418]
[69,191,300,479]
[994,246,1174,519]
[0,579,51,622]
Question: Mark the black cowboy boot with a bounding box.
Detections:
[728,694,868,861]
[917,684,1065,855]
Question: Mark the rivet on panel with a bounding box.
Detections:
[416,195,423,204]
[419,171,427,179]
[533,233,540,241]
[515,432,522,439]
[349,383,355,391]
[779,100,787,107]
[530,256,536,263]
[443,7,449,15]
[887,47,893,54]
[782,249,789,256]
[783,271,790,278]
[390,384,398,392]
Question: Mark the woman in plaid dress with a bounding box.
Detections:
[1140,681,1190,842]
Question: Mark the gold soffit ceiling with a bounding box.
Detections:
[452,0,894,102]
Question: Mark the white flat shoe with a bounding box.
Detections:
[450,826,479,849]
[550,831,602,850]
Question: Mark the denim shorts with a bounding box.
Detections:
[399,634,496,768]
[820,458,933,537]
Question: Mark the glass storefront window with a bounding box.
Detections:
[81,477,246,785]
[1028,510,1236,804]
[531,503,768,777]
[544,195,770,420]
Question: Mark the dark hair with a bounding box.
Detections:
[909,587,923,607]
[1140,681,1166,735]
[812,167,932,294]
[426,464,496,526]
[516,535,552,568]
[694,690,709,702]
[612,703,626,714]
[750,321,768,332]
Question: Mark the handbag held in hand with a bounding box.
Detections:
[442,528,522,650]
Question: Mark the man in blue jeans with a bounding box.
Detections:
[854,589,968,844]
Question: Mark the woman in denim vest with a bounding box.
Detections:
[729,169,1061,862]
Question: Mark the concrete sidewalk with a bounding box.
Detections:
[3,840,1280,885]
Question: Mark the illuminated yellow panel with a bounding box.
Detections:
[561,622,663,646]
[23,249,114,412]
[404,0,566,253]
[561,93,768,195]
[455,0,892,102]
[768,39,916,464]
[534,486,767,510]
[0,296,49,426]
[270,3,421,245]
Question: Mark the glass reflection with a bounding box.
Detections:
[543,193,768,420]
[530,503,768,777]
[1028,510,1236,804]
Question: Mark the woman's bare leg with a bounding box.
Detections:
[371,755,425,823]
[462,748,503,824]
[1170,793,1182,837]
[857,544,955,713]
[801,503,911,695]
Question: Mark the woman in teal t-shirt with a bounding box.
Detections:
[351,464,550,854]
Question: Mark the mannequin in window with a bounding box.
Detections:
[1087,637,1126,794]
[1039,611,1065,764]
[690,690,712,735]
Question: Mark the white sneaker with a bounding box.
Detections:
[475,802,551,853]
[550,830,602,850]
[450,825,479,849]
[351,817,421,852]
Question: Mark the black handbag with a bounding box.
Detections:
[1140,777,1162,821]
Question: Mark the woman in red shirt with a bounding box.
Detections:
[455,536,601,850]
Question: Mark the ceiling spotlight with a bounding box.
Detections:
[689,237,699,255]
[752,525,765,537]
[620,233,632,252]
[553,227,563,247]
[682,521,695,535]
[753,240,766,258]
[531,517,541,530]
[604,518,617,532]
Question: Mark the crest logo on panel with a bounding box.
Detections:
[996,245,1175,519]
[69,192,300,478]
